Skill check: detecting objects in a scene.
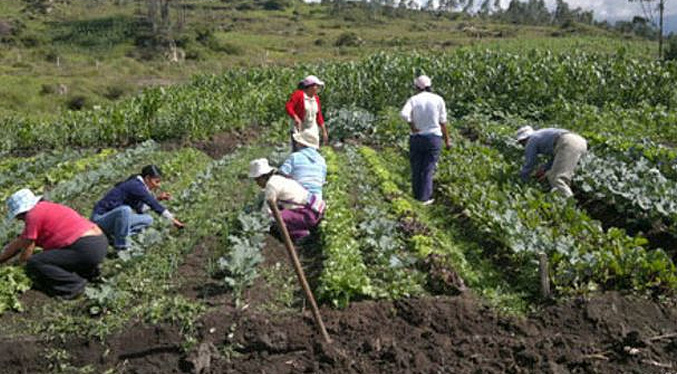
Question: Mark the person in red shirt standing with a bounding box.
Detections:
[0,189,108,300]
[285,75,329,150]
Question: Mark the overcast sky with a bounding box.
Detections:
[506,0,677,32]
[308,0,677,32]
[515,0,667,22]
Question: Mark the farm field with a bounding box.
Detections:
[2,36,677,373]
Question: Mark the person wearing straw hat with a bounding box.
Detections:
[249,158,325,243]
[516,125,588,198]
[279,131,327,200]
[0,188,107,299]
[91,165,184,251]
[285,75,329,150]
[400,75,451,205]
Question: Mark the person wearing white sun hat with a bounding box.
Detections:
[285,75,329,151]
[0,188,107,299]
[516,125,588,198]
[249,158,325,243]
[400,74,451,205]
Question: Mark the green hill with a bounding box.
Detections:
[0,0,653,118]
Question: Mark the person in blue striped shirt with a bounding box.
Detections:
[279,131,327,200]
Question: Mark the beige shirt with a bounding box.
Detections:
[264,175,310,211]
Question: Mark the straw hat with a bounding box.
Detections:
[292,129,320,149]
[248,159,275,179]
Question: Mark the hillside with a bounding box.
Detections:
[0,0,652,118]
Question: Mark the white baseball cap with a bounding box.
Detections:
[248,159,275,179]
[6,188,41,220]
[414,75,432,90]
[515,126,534,142]
[302,75,325,87]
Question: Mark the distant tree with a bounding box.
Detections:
[422,0,435,12]
[664,33,677,60]
[462,0,474,14]
[553,0,571,24]
[503,0,549,25]
[478,0,492,17]
[629,0,665,58]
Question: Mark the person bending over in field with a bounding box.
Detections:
[279,131,327,200]
[0,189,107,299]
[249,158,325,244]
[400,75,451,205]
[515,126,588,198]
[285,75,329,151]
[91,165,184,251]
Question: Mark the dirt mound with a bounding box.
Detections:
[1,292,677,373]
[192,128,259,159]
[214,293,677,374]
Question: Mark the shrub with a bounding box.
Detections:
[664,35,677,61]
[335,32,363,47]
[40,84,55,95]
[66,95,87,111]
[262,0,290,11]
[104,85,126,101]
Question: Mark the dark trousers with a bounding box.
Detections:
[26,235,108,299]
[409,134,442,202]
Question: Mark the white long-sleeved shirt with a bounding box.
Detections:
[400,91,447,137]
[264,175,310,211]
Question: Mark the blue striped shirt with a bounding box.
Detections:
[279,148,327,199]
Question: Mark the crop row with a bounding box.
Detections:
[344,146,426,300]
[462,116,677,239]
[0,141,158,315]
[360,146,532,311]
[31,145,270,341]
[317,148,373,308]
[2,48,676,152]
[434,132,677,295]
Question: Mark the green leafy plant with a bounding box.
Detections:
[0,266,31,314]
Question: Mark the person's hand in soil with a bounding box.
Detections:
[534,168,547,181]
[157,191,172,201]
[172,218,185,229]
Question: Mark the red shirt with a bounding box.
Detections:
[285,90,325,127]
[21,201,96,250]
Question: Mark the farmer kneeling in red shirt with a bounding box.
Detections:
[0,189,107,300]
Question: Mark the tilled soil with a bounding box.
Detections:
[3,291,677,374]
[3,229,677,374]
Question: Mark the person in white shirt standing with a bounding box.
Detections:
[400,75,451,205]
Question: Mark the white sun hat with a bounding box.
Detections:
[414,75,432,90]
[302,75,325,87]
[249,159,276,179]
[6,188,41,220]
[515,126,535,142]
[292,129,320,149]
